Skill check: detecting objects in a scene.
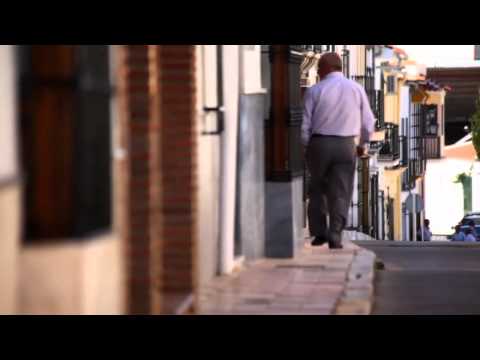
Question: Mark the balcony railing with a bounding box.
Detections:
[400,135,408,166]
[342,47,350,79]
[402,139,427,191]
[424,136,441,159]
[375,90,385,129]
[378,123,400,161]
[353,74,382,129]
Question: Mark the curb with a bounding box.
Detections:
[334,244,377,315]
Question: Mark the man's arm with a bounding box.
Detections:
[358,86,376,155]
[301,87,314,148]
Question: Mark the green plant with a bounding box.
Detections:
[454,171,473,214]
[471,94,480,160]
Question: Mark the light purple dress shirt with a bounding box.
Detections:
[301,72,376,146]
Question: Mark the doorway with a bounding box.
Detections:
[17,45,112,242]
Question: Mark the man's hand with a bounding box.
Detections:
[356,145,366,157]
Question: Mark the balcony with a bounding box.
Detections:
[374,90,385,129]
[424,136,441,159]
[402,152,427,191]
[352,74,383,129]
[400,135,408,166]
[378,124,400,162]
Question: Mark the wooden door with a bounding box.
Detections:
[20,45,76,239]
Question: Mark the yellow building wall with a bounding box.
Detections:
[355,45,366,77]
[384,94,400,125]
[383,169,404,241]
[0,183,21,314]
[383,72,401,125]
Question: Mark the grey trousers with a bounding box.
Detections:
[306,136,356,243]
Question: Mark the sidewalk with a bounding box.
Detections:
[198,233,377,315]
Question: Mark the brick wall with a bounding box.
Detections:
[119,45,197,314]
[118,45,153,314]
[154,46,197,313]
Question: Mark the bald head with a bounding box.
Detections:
[317,52,343,80]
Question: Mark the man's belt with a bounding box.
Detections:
[311,133,355,138]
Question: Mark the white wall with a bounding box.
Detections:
[220,45,240,274]
[0,46,18,179]
[473,161,480,212]
[241,45,263,94]
[425,158,472,234]
[400,85,410,127]
[197,44,264,280]
[196,45,221,286]
[0,45,20,314]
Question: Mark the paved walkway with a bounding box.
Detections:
[198,237,376,315]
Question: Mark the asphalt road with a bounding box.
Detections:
[355,241,480,315]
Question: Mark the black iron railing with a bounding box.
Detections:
[370,173,379,239]
[424,136,441,159]
[353,73,377,120]
[423,105,439,136]
[386,197,395,240]
[378,123,400,161]
[379,190,386,240]
[400,135,408,166]
[402,103,427,190]
[342,46,350,79]
[375,90,385,129]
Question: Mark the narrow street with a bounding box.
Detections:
[356,241,480,315]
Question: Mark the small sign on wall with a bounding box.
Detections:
[475,45,480,60]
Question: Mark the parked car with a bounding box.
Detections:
[459,225,480,240]
[448,214,480,241]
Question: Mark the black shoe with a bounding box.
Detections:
[328,242,343,250]
[311,236,328,246]
[328,231,343,249]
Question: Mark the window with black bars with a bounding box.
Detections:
[375,89,385,129]
[353,46,376,123]
[423,105,439,136]
[365,46,376,112]
[386,75,396,94]
[403,103,426,190]
[299,45,335,54]
[401,115,410,190]
[386,197,395,240]
[370,173,379,239]
[379,190,386,240]
[423,103,441,159]
[342,46,350,78]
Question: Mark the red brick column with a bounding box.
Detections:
[153,45,198,314]
[118,45,154,314]
[119,45,198,314]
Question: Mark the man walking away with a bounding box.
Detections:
[302,52,375,250]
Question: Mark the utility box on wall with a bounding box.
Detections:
[475,45,480,60]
